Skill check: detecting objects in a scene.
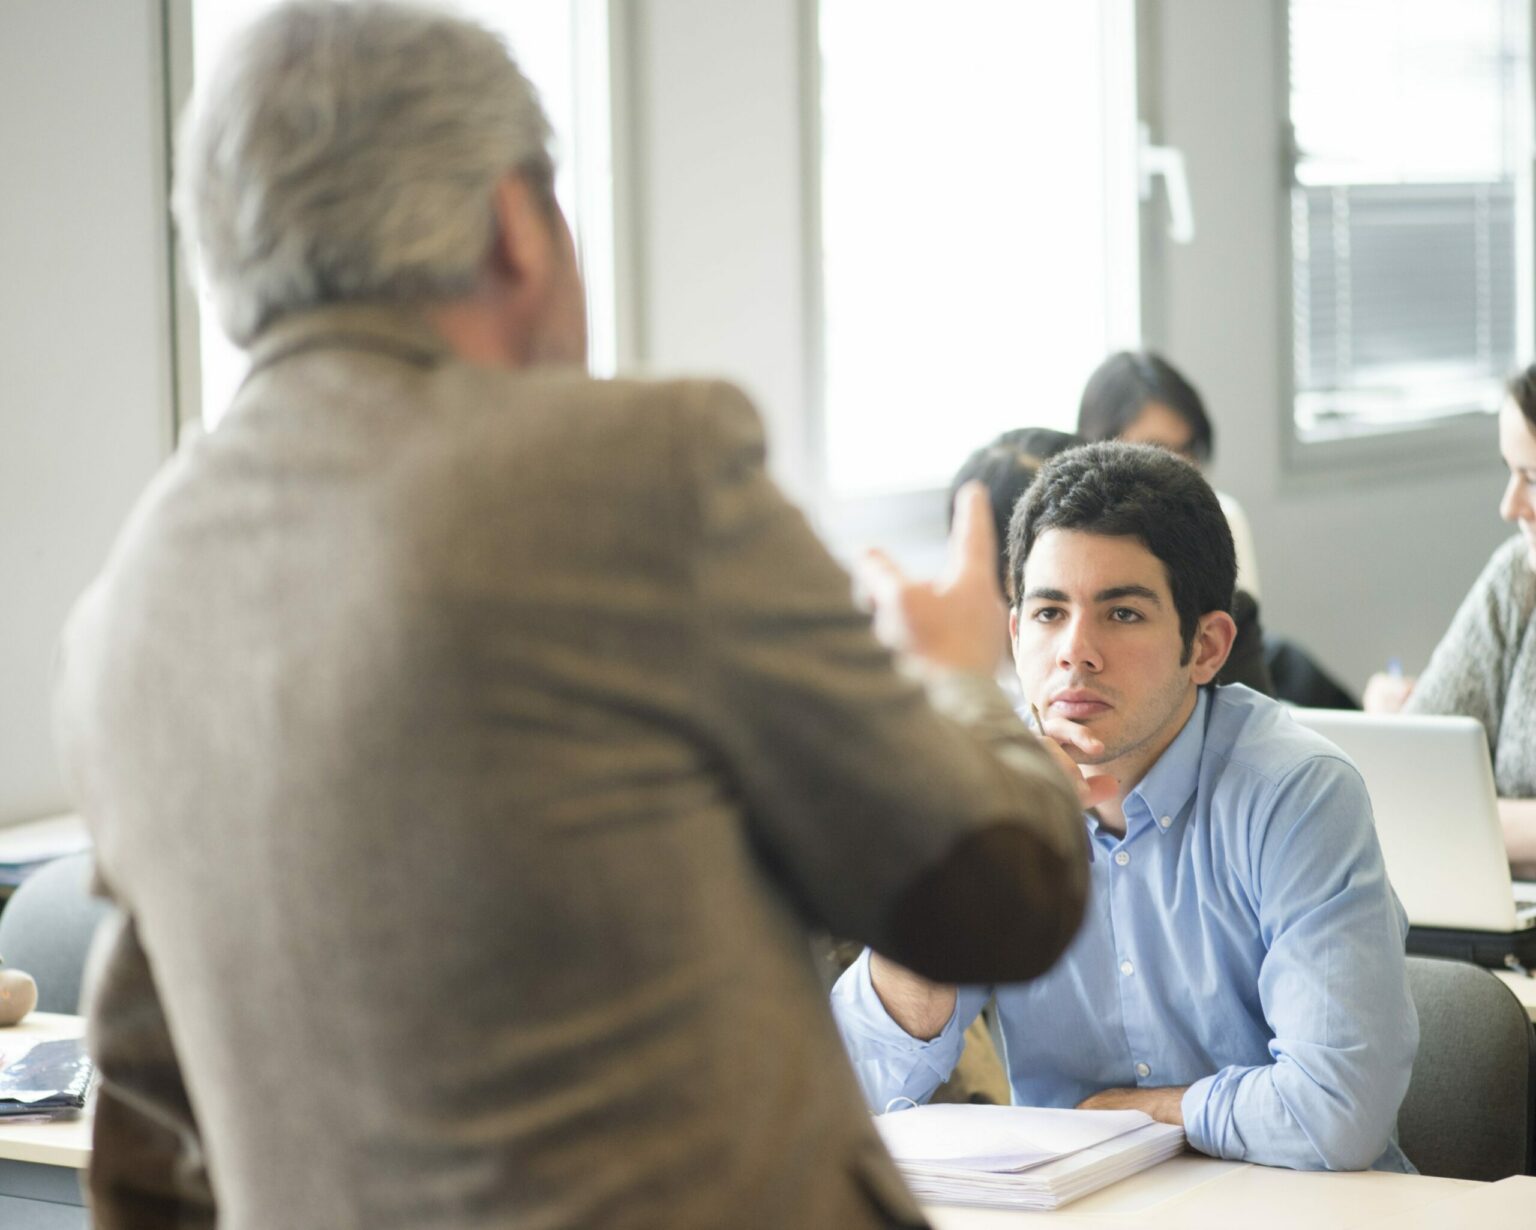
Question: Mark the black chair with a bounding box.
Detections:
[1397,955,1536,1180]
[0,852,114,1014]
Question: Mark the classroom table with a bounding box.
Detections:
[1,1014,1531,1229]
[923,1153,1536,1229]
[1494,967,1536,1021]
[0,1012,89,1229]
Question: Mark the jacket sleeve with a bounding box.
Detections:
[676,381,1088,984]
[84,893,218,1230]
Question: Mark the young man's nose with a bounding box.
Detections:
[1057,615,1103,672]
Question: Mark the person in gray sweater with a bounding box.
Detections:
[1365,365,1536,878]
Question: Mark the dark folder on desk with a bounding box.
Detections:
[0,1038,95,1117]
[1290,710,1536,969]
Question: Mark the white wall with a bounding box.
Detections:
[0,0,175,824]
[626,0,816,501]
[1148,0,1510,693]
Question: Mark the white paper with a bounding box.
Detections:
[0,814,89,866]
[874,1103,1152,1172]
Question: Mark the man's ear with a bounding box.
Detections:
[487,172,555,291]
[1188,610,1238,685]
[1008,606,1020,647]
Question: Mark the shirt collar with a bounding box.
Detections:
[1122,687,1209,837]
[242,303,453,385]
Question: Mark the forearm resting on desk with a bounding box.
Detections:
[1499,797,1536,879]
[868,952,956,1041]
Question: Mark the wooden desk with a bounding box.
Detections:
[925,1154,1535,1229]
[0,1013,88,1230]
[1494,968,1536,1021]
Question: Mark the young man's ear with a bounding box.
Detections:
[1188,610,1238,685]
[1008,607,1020,646]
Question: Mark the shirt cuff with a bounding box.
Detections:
[1180,1070,1236,1160]
[830,949,970,1108]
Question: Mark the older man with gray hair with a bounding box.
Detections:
[53,3,1090,1227]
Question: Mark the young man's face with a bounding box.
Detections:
[1010,528,1224,790]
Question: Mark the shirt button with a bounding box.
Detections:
[1135,1062,1151,1079]
[1158,815,1172,829]
[1114,850,1130,866]
[1119,959,1134,976]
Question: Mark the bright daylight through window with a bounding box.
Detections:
[817,0,1139,499]
[184,0,614,430]
[1288,0,1532,442]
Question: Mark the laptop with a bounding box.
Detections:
[1288,709,1536,966]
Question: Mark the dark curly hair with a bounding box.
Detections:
[1006,442,1235,659]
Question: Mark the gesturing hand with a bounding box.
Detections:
[857,482,1006,676]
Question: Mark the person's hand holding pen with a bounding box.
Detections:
[1363,656,1417,714]
[1029,702,1118,811]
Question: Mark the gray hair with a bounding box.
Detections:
[173,0,555,345]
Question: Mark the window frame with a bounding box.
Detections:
[1275,0,1534,481]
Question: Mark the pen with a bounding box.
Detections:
[1030,702,1045,733]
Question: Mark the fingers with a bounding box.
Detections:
[944,482,1000,593]
[1040,717,1105,759]
[858,547,925,653]
[1034,733,1117,811]
[856,547,908,609]
[1362,672,1415,715]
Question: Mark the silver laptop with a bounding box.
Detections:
[1288,709,1536,934]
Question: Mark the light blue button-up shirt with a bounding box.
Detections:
[832,685,1419,1173]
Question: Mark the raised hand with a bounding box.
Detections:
[857,482,1006,676]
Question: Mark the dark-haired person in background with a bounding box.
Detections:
[948,427,1273,697]
[1077,350,1355,709]
[1365,365,1536,878]
[834,443,1418,1172]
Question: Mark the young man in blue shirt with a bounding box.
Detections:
[833,442,1419,1172]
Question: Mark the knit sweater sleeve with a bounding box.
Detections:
[1405,536,1532,758]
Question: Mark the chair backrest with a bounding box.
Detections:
[0,852,114,1014]
[1398,955,1536,1180]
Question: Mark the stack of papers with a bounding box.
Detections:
[874,1103,1186,1211]
[0,814,89,888]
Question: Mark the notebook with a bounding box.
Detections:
[1289,709,1536,965]
[0,1037,96,1117]
[874,1104,1185,1211]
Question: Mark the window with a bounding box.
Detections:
[815,0,1141,499]
[1287,0,1532,443]
[180,0,616,431]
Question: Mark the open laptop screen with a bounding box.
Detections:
[1286,709,1528,934]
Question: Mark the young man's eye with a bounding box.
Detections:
[1109,607,1143,623]
[1030,607,1063,623]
